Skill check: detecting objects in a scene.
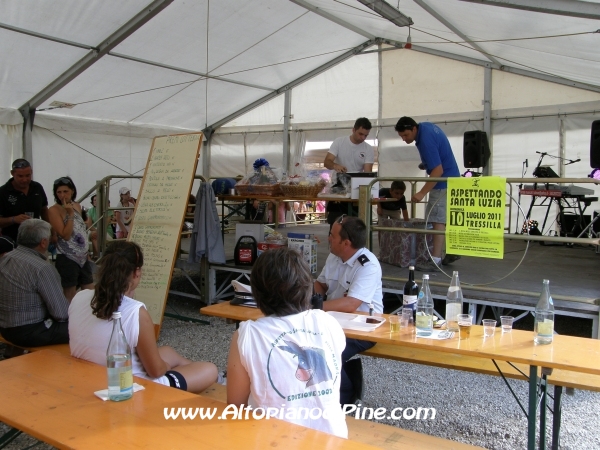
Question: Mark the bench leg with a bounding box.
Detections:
[551,386,563,450]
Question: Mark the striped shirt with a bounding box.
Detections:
[0,246,68,328]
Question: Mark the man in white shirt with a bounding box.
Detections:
[314,216,382,405]
[324,118,375,226]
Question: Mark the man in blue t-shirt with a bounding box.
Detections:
[395,117,461,271]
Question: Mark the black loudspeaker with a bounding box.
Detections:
[591,120,600,168]
[463,131,491,168]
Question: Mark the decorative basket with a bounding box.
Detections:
[235,183,283,197]
[280,180,327,198]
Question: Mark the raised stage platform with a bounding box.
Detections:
[177,222,600,337]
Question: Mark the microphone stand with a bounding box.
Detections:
[532,152,547,189]
[514,159,528,234]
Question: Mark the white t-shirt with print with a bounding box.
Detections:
[328,136,374,172]
[237,309,348,438]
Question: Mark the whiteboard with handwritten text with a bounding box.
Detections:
[128,133,203,331]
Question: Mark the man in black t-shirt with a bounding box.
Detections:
[0,159,50,241]
[377,180,409,222]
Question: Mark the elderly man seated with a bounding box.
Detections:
[314,215,383,405]
[0,219,69,347]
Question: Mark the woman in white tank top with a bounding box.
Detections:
[227,247,348,438]
[69,241,217,392]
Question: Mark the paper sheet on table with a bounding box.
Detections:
[415,329,455,340]
[94,383,145,401]
[231,280,252,294]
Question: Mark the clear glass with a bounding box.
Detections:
[534,279,554,345]
[107,312,133,401]
[482,319,497,337]
[445,271,463,332]
[389,314,400,333]
[500,316,514,333]
[416,275,433,337]
[457,313,472,339]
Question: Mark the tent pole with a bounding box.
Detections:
[19,106,34,163]
[377,42,383,128]
[282,88,292,173]
[483,66,492,176]
[202,127,213,179]
[559,118,566,179]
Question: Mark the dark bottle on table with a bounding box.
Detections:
[403,266,419,317]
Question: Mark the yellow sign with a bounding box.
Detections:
[446,177,506,259]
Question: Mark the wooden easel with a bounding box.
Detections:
[128,132,203,337]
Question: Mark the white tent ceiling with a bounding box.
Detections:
[2,0,600,133]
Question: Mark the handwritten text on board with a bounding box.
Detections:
[128,133,202,324]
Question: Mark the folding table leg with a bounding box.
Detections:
[528,365,538,450]
[0,428,21,448]
[551,386,563,450]
[539,374,548,450]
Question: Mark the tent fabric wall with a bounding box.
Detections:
[32,126,150,206]
[245,132,284,175]
[382,49,485,118]
[225,52,379,128]
[492,71,600,111]
[208,134,245,179]
[0,124,22,179]
[291,53,378,124]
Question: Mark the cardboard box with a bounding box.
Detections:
[235,222,265,245]
[288,237,318,273]
[350,177,379,199]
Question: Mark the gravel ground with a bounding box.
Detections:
[2,287,600,449]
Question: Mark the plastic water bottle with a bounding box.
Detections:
[534,279,554,345]
[403,266,419,317]
[107,311,133,401]
[416,275,434,337]
[446,271,463,332]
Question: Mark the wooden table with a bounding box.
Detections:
[0,350,373,450]
[200,302,600,450]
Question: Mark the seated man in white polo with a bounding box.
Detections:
[314,215,383,405]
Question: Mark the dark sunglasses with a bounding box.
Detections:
[12,159,31,169]
[336,214,350,237]
[396,124,415,131]
[53,177,73,186]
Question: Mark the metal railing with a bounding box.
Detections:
[359,176,600,247]
[77,174,206,256]
[357,176,600,300]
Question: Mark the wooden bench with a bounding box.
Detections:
[360,343,600,392]
[0,336,71,357]
[200,383,484,450]
[360,342,600,450]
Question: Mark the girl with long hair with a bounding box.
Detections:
[69,241,217,392]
